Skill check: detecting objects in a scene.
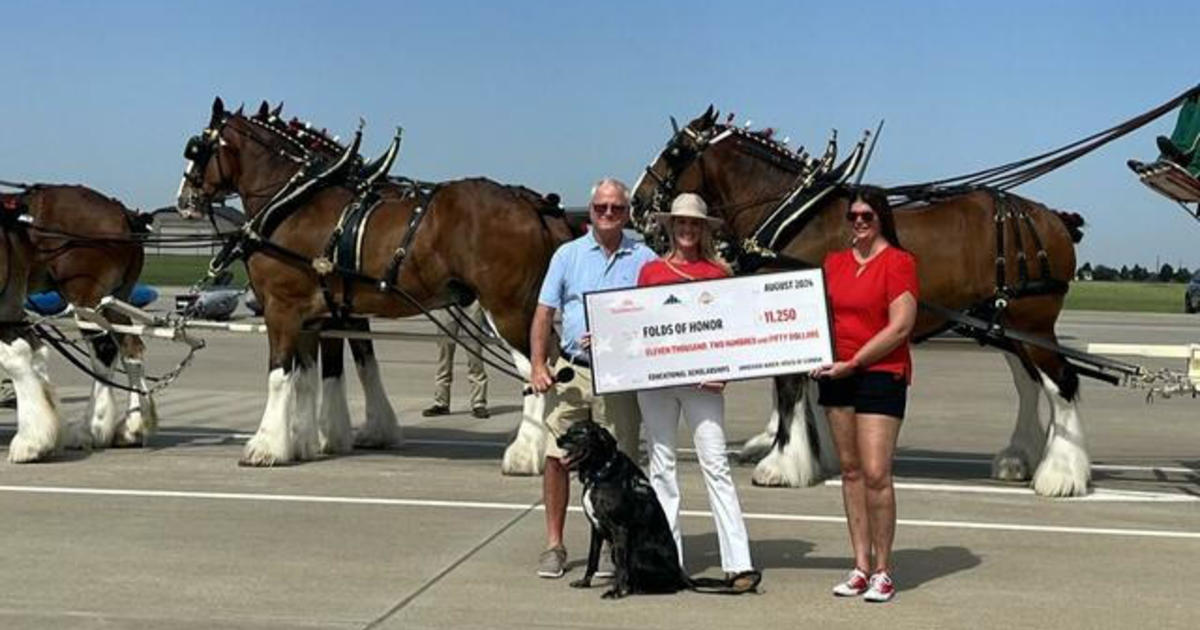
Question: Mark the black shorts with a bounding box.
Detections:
[816,370,908,419]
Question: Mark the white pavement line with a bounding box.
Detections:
[892,455,1197,475]
[1,485,1198,540]
[150,432,1200,476]
[823,479,1200,502]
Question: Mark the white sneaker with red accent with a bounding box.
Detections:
[864,571,895,603]
[832,568,870,597]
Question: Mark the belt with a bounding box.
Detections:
[563,353,591,369]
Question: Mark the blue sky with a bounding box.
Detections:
[2,1,1198,268]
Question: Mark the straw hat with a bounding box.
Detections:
[652,193,723,227]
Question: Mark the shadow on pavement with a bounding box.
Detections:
[682,533,980,591]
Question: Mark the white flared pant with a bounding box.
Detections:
[637,385,752,573]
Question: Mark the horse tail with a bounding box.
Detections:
[1052,210,1085,243]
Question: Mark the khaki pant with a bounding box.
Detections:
[542,356,641,459]
[432,303,488,410]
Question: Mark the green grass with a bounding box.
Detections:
[139,254,248,287]
[1064,280,1188,313]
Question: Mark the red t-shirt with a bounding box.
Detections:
[823,247,919,382]
[637,258,729,286]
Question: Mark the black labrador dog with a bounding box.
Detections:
[557,420,761,598]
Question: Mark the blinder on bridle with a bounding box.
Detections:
[631,125,712,235]
[183,134,212,166]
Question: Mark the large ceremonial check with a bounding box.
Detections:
[584,269,834,395]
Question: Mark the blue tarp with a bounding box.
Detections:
[25,284,159,316]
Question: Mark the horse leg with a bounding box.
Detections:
[290,331,321,461]
[501,349,547,476]
[0,326,61,462]
[113,330,158,447]
[83,333,121,449]
[751,374,825,487]
[242,312,319,466]
[991,352,1046,481]
[316,333,354,455]
[348,321,402,449]
[736,379,780,463]
[1025,349,1089,497]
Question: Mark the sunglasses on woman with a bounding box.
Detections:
[845,210,876,223]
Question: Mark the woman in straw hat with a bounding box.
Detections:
[635,192,760,593]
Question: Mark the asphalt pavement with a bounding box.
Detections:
[0,305,1196,629]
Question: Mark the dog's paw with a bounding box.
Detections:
[570,577,593,589]
[601,587,628,599]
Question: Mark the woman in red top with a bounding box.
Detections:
[812,193,918,603]
[636,193,759,593]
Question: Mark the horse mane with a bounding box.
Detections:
[232,108,349,158]
[1052,210,1086,243]
[709,123,810,171]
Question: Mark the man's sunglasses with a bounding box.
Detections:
[845,211,876,223]
[591,203,629,215]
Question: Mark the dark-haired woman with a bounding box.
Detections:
[812,195,918,603]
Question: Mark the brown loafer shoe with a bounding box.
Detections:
[421,404,450,417]
[471,406,490,419]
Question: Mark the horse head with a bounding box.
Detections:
[176,97,358,221]
[631,106,830,248]
[176,96,239,220]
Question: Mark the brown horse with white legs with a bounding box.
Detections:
[0,183,154,462]
[177,97,574,466]
[628,107,1091,497]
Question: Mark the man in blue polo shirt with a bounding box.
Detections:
[529,177,657,578]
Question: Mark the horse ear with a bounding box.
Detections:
[271,102,284,117]
[234,103,244,116]
[257,101,270,118]
[690,105,718,131]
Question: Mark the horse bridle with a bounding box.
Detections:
[181,115,319,213]
[634,123,829,252]
[631,125,713,233]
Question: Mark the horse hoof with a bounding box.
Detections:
[991,449,1033,481]
[352,426,404,450]
[240,437,288,467]
[751,447,821,487]
[7,433,57,463]
[319,435,354,455]
[1031,459,1090,497]
[501,442,545,476]
[737,431,775,464]
[89,423,116,449]
[111,429,145,448]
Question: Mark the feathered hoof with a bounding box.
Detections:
[751,447,822,488]
[501,439,545,476]
[353,424,404,450]
[7,432,59,463]
[319,432,355,456]
[1031,456,1090,497]
[991,447,1034,482]
[239,435,290,467]
[737,431,775,464]
[112,415,155,448]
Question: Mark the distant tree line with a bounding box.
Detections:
[1076,262,1194,282]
